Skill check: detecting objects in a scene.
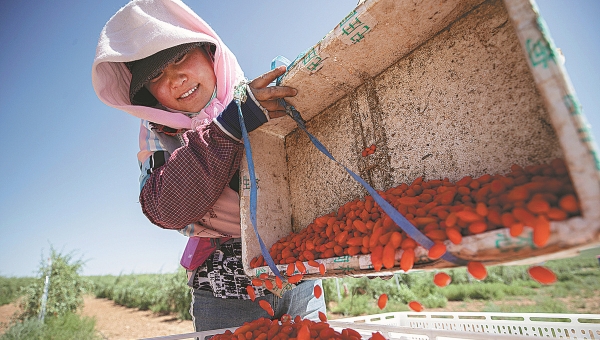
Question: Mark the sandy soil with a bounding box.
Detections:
[0,303,20,334]
[80,296,194,339]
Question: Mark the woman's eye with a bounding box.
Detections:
[149,71,163,82]
[174,53,187,64]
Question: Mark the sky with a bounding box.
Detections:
[0,1,598,278]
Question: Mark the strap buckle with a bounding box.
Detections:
[233,79,249,104]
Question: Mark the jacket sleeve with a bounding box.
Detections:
[213,89,269,141]
[139,121,244,230]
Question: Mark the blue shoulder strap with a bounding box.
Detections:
[236,96,284,279]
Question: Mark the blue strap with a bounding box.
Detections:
[270,56,292,85]
[281,102,467,266]
[236,99,284,279]
[270,52,311,85]
[270,55,292,71]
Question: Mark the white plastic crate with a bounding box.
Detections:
[329,312,600,339]
[140,312,600,340]
[240,0,600,279]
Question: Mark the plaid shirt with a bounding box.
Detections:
[139,121,243,230]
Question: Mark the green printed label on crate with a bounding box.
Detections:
[526,15,559,69]
[526,37,555,69]
[300,47,328,73]
[495,230,534,252]
[333,255,351,263]
[242,174,260,197]
[338,9,377,45]
[564,94,600,171]
[335,265,355,273]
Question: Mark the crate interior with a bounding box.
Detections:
[240,0,574,271]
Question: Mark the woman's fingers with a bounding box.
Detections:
[249,66,298,119]
[250,65,287,88]
[249,66,297,101]
[251,85,297,102]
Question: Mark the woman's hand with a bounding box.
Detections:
[248,66,297,119]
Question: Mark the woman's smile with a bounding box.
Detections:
[179,84,199,100]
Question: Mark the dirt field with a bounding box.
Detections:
[80,296,194,339]
[0,303,19,334]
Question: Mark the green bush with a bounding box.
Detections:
[0,318,44,340]
[399,273,438,299]
[322,278,341,303]
[510,279,541,289]
[18,248,90,320]
[328,293,381,316]
[0,313,100,340]
[447,268,470,285]
[420,293,447,309]
[500,284,535,297]
[0,277,34,306]
[392,283,418,304]
[88,268,192,320]
[485,265,530,284]
[483,295,569,313]
[440,282,530,301]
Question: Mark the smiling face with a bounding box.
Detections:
[145,47,217,113]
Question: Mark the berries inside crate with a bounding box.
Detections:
[239,0,600,279]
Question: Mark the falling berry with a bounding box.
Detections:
[287,274,303,284]
[258,300,274,316]
[246,285,256,301]
[319,263,326,275]
[296,260,307,274]
[408,300,423,312]
[467,261,487,280]
[528,265,557,285]
[286,263,295,276]
[314,285,322,299]
[428,243,447,259]
[377,293,388,310]
[433,272,452,287]
[318,311,327,322]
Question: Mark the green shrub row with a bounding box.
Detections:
[88,268,192,320]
